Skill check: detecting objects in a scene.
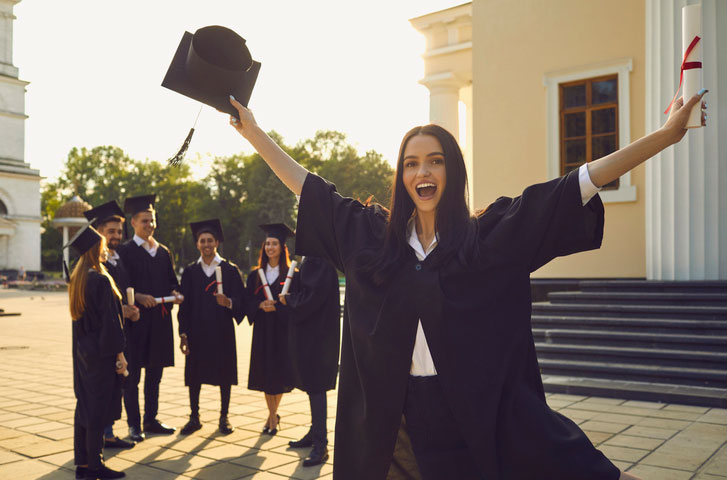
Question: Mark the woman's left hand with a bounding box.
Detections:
[115,353,128,375]
[662,90,707,145]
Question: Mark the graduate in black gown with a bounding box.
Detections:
[279,256,340,467]
[177,219,247,435]
[67,224,127,480]
[225,90,707,480]
[245,223,296,435]
[116,194,182,442]
[84,201,140,449]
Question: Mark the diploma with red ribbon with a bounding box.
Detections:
[280,260,298,296]
[257,268,274,301]
[665,4,702,128]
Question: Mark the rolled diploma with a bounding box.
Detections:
[154,295,178,304]
[257,268,273,301]
[682,4,702,128]
[280,260,298,296]
[215,266,223,294]
[126,287,134,306]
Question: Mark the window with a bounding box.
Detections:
[0,200,7,216]
[559,75,619,189]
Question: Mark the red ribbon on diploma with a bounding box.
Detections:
[205,280,218,292]
[664,35,702,114]
[160,297,168,316]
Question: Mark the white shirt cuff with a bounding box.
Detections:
[578,163,601,206]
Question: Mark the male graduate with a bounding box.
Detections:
[84,201,140,449]
[279,256,341,467]
[177,219,247,435]
[117,194,182,442]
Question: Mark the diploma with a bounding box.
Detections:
[215,266,223,294]
[126,287,134,306]
[257,268,273,301]
[682,4,702,128]
[280,260,297,296]
[154,295,178,304]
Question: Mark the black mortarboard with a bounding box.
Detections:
[259,223,295,244]
[123,194,156,216]
[84,200,124,227]
[190,218,224,242]
[63,223,103,256]
[162,25,260,117]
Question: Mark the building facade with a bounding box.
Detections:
[0,0,40,272]
[412,0,726,280]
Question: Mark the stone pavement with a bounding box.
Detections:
[0,289,725,480]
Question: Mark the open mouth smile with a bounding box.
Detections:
[415,182,437,200]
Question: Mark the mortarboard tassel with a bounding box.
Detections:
[168,105,203,167]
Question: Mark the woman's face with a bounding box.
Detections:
[264,237,281,261]
[401,134,447,215]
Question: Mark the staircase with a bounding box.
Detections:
[532,280,727,407]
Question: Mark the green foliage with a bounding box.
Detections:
[40,131,394,273]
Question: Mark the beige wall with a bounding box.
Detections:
[472,0,646,278]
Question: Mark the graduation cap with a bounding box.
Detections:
[123,194,156,216]
[62,223,103,280]
[83,200,124,227]
[162,25,261,165]
[259,223,295,244]
[190,218,224,242]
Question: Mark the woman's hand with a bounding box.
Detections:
[661,89,707,145]
[259,299,277,312]
[179,334,190,356]
[115,353,128,375]
[228,95,259,139]
[278,294,288,306]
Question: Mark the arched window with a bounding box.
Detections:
[0,200,7,216]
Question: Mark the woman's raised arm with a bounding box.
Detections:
[586,90,707,188]
[228,96,309,195]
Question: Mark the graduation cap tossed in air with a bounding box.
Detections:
[190,218,224,243]
[62,222,103,280]
[162,25,261,166]
[259,223,295,245]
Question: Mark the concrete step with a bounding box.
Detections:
[535,343,727,369]
[542,375,727,408]
[578,280,727,294]
[537,358,727,388]
[531,302,727,320]
[530,314,727,335]
[547,291,727,307]
[532,328,727,352]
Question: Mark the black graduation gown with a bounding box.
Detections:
[286,256,341,393]
[178,259,246,386]
[104,256,131,296]
[117,240,179,369]
[295,172,620,480]
[73,270,125,428]
[245,266,294,394]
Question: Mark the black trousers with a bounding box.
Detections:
[308,391,328,447]
[189,383,231,417]
[124,365,163,428]
[74,414,104,469]
[403,376,482,480]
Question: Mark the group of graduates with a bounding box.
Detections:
[66,194,340,480]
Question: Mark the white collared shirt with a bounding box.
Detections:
[197,253,223,277]
[107,250,120,267]
[409,163,600,377]
[265,263,280,285]
[133,234,158,257]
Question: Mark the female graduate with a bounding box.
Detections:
[226,91,707,480]
[245,223,296,435]
[67,224,127,480]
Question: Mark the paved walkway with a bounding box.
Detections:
[0,290,725,479]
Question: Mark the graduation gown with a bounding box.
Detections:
[73,270,125,428]
[286,256,341,393]
[295,172,620,480]
[245,266,294,394]
[117,240,179,369]
[104,256,130,296]
[178,259,246,386]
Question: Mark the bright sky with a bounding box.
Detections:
[13,0,465,182]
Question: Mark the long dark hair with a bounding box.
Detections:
[364,124,477,285]
[256,238,290,273]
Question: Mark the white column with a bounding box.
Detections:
[420,73,465,138]
[645,0,726,280]
[62,226,69,270]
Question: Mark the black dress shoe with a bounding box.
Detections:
[143,419,176,435]
[180,416,202,435]
[218,415,234,435]
[303,444,329,467]
[104,436,135,449]
[288,434,313,448]
[84,464,125,479]
[128,426,145,443]
[75,466,86,479]
[267,414,281,436]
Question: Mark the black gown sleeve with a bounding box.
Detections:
[178,266,192,336]
[295,173,386,272]
[244,271,261,325]
[286,257,337,323]
[164,247,180,291]
[227,263,246,325]
[477,169,604,273]
[87,273,125,358]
